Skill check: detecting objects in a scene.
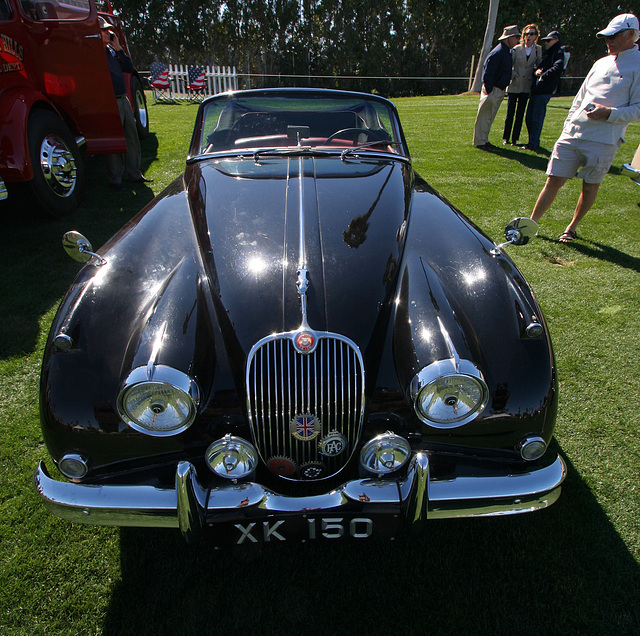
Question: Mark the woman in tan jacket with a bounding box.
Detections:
[502,24,542,145]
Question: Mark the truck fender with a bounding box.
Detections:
[0,87,67,183]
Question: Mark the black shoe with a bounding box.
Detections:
[108,182,123,191]
[520,144,539,152]
[476,143,494,151]
[130,175,153,183]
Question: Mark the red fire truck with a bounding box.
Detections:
[0,0,148,216]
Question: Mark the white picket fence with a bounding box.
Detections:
[156,65,238,100]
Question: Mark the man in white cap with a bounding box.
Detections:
[473,25,521,150]
[530,14,640,242]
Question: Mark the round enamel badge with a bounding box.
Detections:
[318,431,347,457]
[294,331,315,353]
[267,455,297,476]
[290,413,320,441]
[300,461,326,480]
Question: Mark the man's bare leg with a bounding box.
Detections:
[563,181,600,235]
[531,175,569,223]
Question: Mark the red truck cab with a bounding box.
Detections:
[0,0,148,216]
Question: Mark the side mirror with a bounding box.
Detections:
[62,231,106,266]
[491,218,538,256]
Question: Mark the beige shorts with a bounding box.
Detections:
[547,137,622,184]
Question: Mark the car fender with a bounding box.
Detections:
[390,176,557,449]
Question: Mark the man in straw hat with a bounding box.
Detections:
[473,25,521,150]
[530,14,640,242]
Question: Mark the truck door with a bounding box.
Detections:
[18,0,125,154]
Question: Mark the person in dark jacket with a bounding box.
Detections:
[100,18,152,190]
[522,30,565,151]
[473,25,521,149]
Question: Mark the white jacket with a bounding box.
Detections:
[563,45,640,145]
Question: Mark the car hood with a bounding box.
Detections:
[189,156,408,351]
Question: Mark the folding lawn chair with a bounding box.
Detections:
[149,62,172,102]
[187,67,207,101]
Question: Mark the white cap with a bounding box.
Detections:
[596,13,639,37]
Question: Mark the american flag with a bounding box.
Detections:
[149,62,170,89]
[187,67,206,91]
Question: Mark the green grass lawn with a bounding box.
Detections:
[1,93,639,634]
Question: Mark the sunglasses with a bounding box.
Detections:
[525,32,537,36]
[605,29,630,39]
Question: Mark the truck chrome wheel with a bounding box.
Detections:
[27,110,84,217]
[39,135,77,197]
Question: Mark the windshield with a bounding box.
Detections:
[190,90,407,158]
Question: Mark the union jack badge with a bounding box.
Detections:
[290,413,320,441]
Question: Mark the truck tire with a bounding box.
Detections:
[27,110,84,218]
[132,76,150,139]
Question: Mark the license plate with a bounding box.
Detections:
[211,513,400,545]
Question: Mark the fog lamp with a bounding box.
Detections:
[517,435,547,461]
[59,453,89,480]
[360,432,411,476]
[206,435,258,480]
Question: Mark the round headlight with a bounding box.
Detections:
[360,432,412,476]
[206,435,258,480]
[117,366,199,436]
[411,359,489,428]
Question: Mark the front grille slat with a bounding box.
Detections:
[246,332,365,480]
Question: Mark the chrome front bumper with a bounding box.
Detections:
[35,453,566,543]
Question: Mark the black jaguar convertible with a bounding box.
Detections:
[35,88,565,544]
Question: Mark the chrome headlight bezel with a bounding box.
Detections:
[410,358,489,429]
[117,365,200,437]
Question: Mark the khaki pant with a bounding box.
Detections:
[473,87,505,146]
[107,96,142,185]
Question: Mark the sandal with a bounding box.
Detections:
[558,230,577,243]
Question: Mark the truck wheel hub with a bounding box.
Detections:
[40,135,76,197]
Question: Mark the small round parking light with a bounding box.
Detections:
[59,453,89,480]
[206,435,258,480]
[360,432,411,476]
[517,435,547,461]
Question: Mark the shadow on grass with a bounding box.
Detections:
[0,135,158,361]
[103,449,639,634]
[539,235,640,274]
[481,144,551,172]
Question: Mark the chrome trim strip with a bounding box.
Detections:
[186,150,411,166]
[35,454,566,535]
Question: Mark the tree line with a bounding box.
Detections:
[112,0,633,96]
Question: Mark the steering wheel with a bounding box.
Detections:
[322,128,381,145]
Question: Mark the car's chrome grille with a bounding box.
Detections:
[246,332,365,480]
